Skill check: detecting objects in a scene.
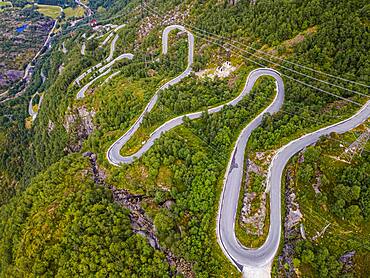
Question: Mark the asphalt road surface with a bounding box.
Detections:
[105,25,370,276]
[75,53,133,99]
[76,68,111,99]
[74,26,131,87]
[28,92,43,121]
[75,0,93,17]
[107,34,119,62]
[217,97,370,273]
[107,25,194,165]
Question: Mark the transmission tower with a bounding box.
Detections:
[339,127,370,162]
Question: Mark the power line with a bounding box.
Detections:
[147,3,370,98]
[143,4,364,106]
[139,4,370,154]
[143,4,369,99]
[62,5,141,34]
[281,73,362,106]
[191,29,363,106]
[188,24,370,89]
[338,128,370,162]
[222,41,369,98]
[68,2,368,104]
[144,2,370,89]
[190,29,363,106]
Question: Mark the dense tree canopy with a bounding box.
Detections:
[0,0,368,276]
[0,155,170,277]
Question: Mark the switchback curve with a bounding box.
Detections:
[28,92,44,121]
[105,25,370,276]
[217,97,370,273]
[107,25,194,165]
[75,52,134,99]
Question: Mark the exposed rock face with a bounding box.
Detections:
[163,200,175,210]
[286,192,303,230]
[137,17,155,41]
[83,152,194,278]
[255,150,275,167]
[5,70,23,83]
[147,68,157,77]
[240,158,267,236]
[278,167,303,277]
[312,169,322,194]
[248,158,263,175]
[47,120,55,135]
[58,63,64,74]
[240,192,267,236]
[284,153,303,230]
[137,5,189,48]
[339,251,355,273]
[64,106,95,152]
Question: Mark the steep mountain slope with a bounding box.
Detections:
[0,0,368,277]
[0,155,170,277]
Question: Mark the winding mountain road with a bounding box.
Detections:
[101,71,121,86]
[75,0,93,17]
[101,32,115,47]
[74,62,103,86]
[76,69,111,99]
[107,25,194,165]
[105,25,370,276]
[28,92,43,121]
[106,25,126,62]
[107,34,119,62]
[74,25,133,99]
[74,25,130,89]
[76,53,133,99]
[23,9,61,80]
[217,89,370,275]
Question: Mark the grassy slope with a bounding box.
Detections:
[36,4,61,19]
[63,6,84,18]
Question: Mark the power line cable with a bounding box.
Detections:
[188,22,370,89]
[144,3,369,99]
[189,29,363,106]
[143,4,363,106]
[190,29,363,106]
[145,2,370,89]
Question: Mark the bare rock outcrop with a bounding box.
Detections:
[278,166,304,277]
[83,152,194,277]
[240,158,267,236]
[47,120,55,135]
[64,106,95,152]
[339,251,355,273]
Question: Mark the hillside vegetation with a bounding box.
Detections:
[0,0,369,277]
[0,155,170,277]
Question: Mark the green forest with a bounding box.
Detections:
[284,131,369,277]
[0,155,170,277]
[0,0,369,277]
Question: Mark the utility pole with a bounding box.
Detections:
[226,48,231,60]
[338,127,370,162]
[141,0,144,19]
